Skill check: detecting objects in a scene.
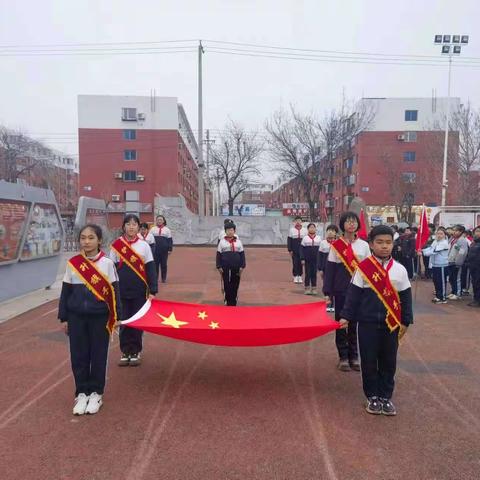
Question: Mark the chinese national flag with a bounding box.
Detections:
[121,299,339,347]
[358,208,368,240]
[416,204,430,251]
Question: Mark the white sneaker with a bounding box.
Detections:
[85,392,103,415]
[293,277,297,283]
[296,276,303,283]
[447,294,460,300]
[73,393,89,416]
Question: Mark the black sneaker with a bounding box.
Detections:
[337,359,350,372]
[349,359,361,371]
[380,398,397,416]
[365,397,382,415]
[129,353,141,366]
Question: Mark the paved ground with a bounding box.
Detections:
[1,247,479,480]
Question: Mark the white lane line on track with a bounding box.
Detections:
[0,307,58,336]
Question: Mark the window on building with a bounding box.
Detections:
[123,171,137,182]
[124,149,137,161]
[403,151,416,162]
[405,110,418,121]
[122,108,137,121]
[344,158,354,169]
[123,129,136,140]
[405,131,417,142]
[402,172,416,183]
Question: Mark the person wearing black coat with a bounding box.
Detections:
[465,226,480,307]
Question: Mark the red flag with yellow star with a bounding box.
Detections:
[121,299,339,347]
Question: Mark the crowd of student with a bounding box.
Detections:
[57,211,479,419]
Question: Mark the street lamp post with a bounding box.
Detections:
[434,34,469,207]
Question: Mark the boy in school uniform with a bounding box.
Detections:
[318,224,339,312]
[150,215,173,283]
[340,225,413,416]
[217,222,246,306]
[323,211,370,372]
[287,216,307,284]
[447,225,469,300]
[300,223,322,295]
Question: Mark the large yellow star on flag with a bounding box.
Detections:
[197,311,208,320]
[157,312,189,329]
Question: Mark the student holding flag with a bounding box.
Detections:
[59,224,122,415]
[340,225,413,416]
[323,211,370,372]
[110,214,157,366]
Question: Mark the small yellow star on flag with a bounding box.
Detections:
[197,311,208,320]
[209,322,219,330]
[157,312,189,329]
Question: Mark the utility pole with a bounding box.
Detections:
[204,129,216,215]
[197,40,205,217]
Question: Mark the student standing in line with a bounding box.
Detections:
[447,224,469,300]
[218,218,238,244]
[323,211,370,372]
[300,223,322,295]
[110,214,157,366]
[139,223,155,257]
[340,225,413,416]
[287,216,307,284]
[59,224,122,415]
[465,226,480,307]
[318,224,339,312]
[422,227,450,304]
[150,215,173,283]
[217,222,246,306]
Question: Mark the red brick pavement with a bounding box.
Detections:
[0,247,479,480]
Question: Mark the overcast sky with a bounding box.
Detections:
[1,0,479,166]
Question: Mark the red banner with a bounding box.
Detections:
[121,299,339,347]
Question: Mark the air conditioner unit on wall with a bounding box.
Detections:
[137,113,145,120]
[111,194,121,201]
[397,134,405,141]
[114,172,123,179]
[137,175,145,181]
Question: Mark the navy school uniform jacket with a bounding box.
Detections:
[287,225,308,255]
[138,231,156,256]
[299,234,322,262]
[150,225,173,253]
[216,237,246,270]
[109,237,158,299]
[323,237,371,297]
[317,239,333,272]
[58,251,122,321]
[341,256,413,326]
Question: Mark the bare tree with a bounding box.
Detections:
[265,100,374,220]
[451,102,480,205]
[210,122,263,216]
[0,127,37,182]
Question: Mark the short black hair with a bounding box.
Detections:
[398,227,405,234]
[453,224,466,234]
[436,227,447,234]
[224,221,236,231]
[339,211,360,232]
[78,224,103,242]
[140,223,149,229]
[224,218,231,224]
[294,216,302,221]
[307,223,316,229]
[156,215,167,225]
[368,225,394,242]
[326,224,339,233]
[122,214,141,231]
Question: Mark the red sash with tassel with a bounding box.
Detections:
[68,253,118,335]
[356,256,402,332]
[111,237,148,288]
[330,237,360,276]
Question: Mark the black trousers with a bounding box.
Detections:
[471,269,480,302]
[67,313,110,396]
[432,266,448,300]
[304,260,317,287]
[461,266,470,292]
[448,265,461,295]
[357,322,399,399]
[155,250,169,282]
[222,267,241,306]
[334,294,358,361]
[401,256,415,279]
[291,251,303,277]
[423,254,432,278]
[120,296,146,355]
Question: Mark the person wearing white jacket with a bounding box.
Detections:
[422,227,450,304]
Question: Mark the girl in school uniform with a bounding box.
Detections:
[59,224,121,416]
[216,221,246,306]
[287,216,307,284]
[300,223,322,295]
[110,214,157,366]
[150,215,173,283]
[139,222,156,257]
[318,224,339,311]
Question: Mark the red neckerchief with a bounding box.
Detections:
[294,224,302,238]
[377,256,394,273]
[123,235,139,245]
[225,236,237,252]
[327,238,335,244]
[157,225,164,235]
[308,233,316,246]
